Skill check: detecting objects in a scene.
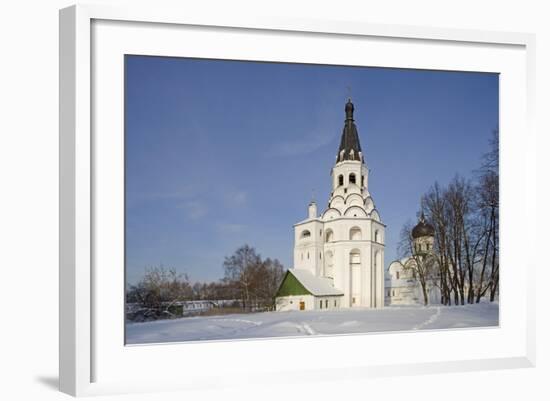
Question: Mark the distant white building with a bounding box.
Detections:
[276,99,385,311]
[174,300,222,313]
[385,213,441,305]
[385,259,441,305]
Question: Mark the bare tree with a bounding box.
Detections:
[423,183,453,305]
[253,257,285,309]
[475,128,499,302]
[127,265,192,318]
[223,244,262,310]
[417,128,499,305]
[423,177,483,305]
[444,176,482,305]
[480,127,499,173]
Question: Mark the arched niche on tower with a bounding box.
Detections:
[325,228,334,243]
[374,229,382,243]
[300,229,312,240]
[350,249,361,263]
[349,226,362,241]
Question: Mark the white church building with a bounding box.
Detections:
[385,213,441,305]
[276,100,385,311]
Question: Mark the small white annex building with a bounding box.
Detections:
[276,100,385,311]
[275,269,344,311]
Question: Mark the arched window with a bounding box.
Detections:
[396,271,400,280]
[325,229,334,242]
[349,227,362,240]
[374,230,379,243]
[361,175,365,187]
[350,249,361,264]
[349,173,356,184]
[338,175,344,186]
[300,230,311,239]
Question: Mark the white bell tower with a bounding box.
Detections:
[293,99,385,308]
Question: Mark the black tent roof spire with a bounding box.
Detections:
[345,98,354,120]
[337,99,363,163]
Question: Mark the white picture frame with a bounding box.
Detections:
[59,4,536,397]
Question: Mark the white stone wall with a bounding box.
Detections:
[275,295,314,311]
[385,259,441,305]
[293,217,385,308]
[276,295,343,311]
[294,219,324,276]
[313,296,342,310]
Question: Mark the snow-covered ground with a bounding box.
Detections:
[126,302,498,344]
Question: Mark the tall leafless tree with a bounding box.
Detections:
[444,176,482,305]
[223,244,262,310]
[423,183,453,305]
[416,128,499,305]
[422,177,485,305]
[475,128,499,302]
[253,257,285,309]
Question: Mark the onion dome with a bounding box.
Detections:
[337,99,363,162]
[411,212,435,239]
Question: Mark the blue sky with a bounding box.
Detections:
[125,56,498,284]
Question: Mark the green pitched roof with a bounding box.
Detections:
[275,269,344,297]
[275,270,312,297]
